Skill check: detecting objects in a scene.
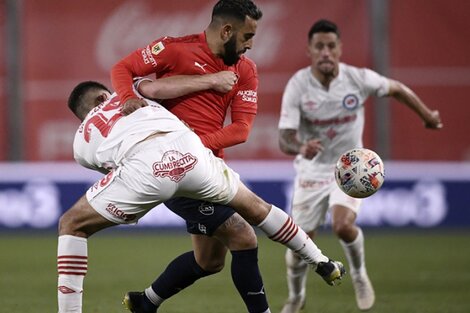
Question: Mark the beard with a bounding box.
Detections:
[222,35,241,66]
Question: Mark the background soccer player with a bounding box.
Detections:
[277,19,442,313]
[111,1,271,312]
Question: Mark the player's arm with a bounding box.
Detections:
[137,71,238,100]
[111,40,172,115]
[279,129,323,159]
[387,79,443,129]
[199,64,257,150]
[200,111,256,150]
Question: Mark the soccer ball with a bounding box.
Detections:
[334,148,385,198]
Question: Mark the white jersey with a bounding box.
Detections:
[278,63,389,168]
[73,93,187,171]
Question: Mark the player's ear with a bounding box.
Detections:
[220,24,233,42]
[96,93,109,105]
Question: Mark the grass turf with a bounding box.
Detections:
[1,229,469,312]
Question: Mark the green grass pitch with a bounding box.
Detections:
[1,229,469,312]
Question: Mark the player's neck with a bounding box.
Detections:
[204,29,223,57]
[311,66,338,90]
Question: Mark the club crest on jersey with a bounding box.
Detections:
[151,41,165,55]
[342,94,359,110]
[153,150,198,182]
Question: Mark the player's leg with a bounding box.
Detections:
[57,195,116,313]
[228,182,344,285]
[129,198,270,313]
[330,186,374,311]
[280,184,330,313]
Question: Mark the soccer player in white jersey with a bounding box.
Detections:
[277,19,442,313]
[57,79,346,313]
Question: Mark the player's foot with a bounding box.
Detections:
[123,291,157,313]
[279,296,305,313]
[314,260,346,286]
[351,272,375,310]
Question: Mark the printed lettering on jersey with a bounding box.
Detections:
[236,89,257,103]
[152,150,198,182]
[151,41,165,56]
[88,168,120,196]
[342,94,359,110]
[303,100,318,111]
[105,203,137,223]
[79,97,124,143]
[142,46,157,68]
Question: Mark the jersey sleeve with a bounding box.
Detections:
[278,73,302,130]
[356,67,390,98]
[230,59,258,115]
[111,38,175,103]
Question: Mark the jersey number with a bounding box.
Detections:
[83,98,123,143]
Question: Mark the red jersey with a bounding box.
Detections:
[112,32,258,158]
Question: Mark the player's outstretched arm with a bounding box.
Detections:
[388,79,443,129]
[137,71,238,100]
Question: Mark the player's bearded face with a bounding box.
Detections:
[222,35,240,66]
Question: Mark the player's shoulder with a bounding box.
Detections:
[237,55,258,75]
[287,66,311,87]
[157,33,202,47]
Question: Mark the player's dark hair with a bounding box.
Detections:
[68,81,110,118]
[308,19,340,41]
[212,0,263,22]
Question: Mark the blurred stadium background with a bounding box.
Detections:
[1,0,470,312]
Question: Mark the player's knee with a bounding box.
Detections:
[332,219,355,238]
[216,214,258,250]
[285,248,304,268]
[58,210,79,236]
[197,256,225,273]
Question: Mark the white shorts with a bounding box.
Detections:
[86,130,240,224]
[291,162,361,233]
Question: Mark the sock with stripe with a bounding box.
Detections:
[257,206,328,265]
[57,235,88,313]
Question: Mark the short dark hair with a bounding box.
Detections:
[68,81,110,118]
[212,0,263,22]
[308,19,340,41]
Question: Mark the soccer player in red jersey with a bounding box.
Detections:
[111,1,272,312]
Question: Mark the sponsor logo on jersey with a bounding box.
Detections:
[153,150,198,182]
[151,41,165,55]
[194,61,208,72]
[237,89,257,103]
[309,114,357,126]
[342,94,359,110]
[198,202,214,215]
[105,203,137,222]
[142,46,157,67]
[304,100,318,111]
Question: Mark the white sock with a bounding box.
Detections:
[285,249,308,301]
[58,235,88,313]
[257,206,328,265]
[145,287,165,307]
[340,227,365,276]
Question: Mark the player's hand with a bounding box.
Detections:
[424,110,443,129]
[121,98,148,115]
[209,71,239,93]
[300,139,323,159]
[315,259,346,286]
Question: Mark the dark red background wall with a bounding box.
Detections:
[1,0,469,161]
